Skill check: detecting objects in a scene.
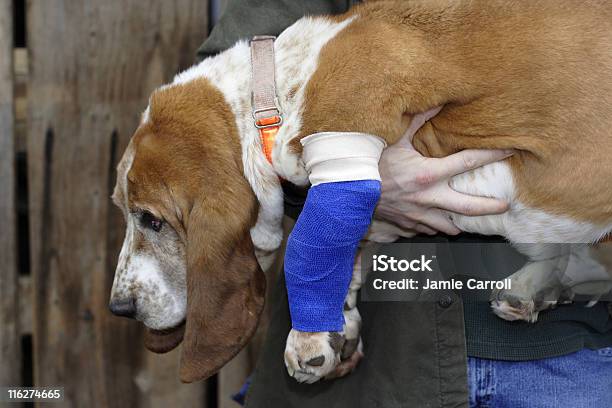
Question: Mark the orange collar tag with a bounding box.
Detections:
[255,115,282,164]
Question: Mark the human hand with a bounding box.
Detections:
[376,108,513,235]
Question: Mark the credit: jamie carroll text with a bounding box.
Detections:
[371,254,512,291]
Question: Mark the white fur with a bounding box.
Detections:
[449,161,612,243]
[111,213,187,330]
[124,253,185,328]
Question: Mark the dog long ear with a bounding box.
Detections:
[179,178,266,383]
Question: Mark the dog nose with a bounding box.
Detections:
[109,297,137,318]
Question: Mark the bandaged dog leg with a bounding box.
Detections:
[284,132,385,332]
[285,249,367,383]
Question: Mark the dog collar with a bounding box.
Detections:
[250,36,283,165]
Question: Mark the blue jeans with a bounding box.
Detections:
[468,347,612,408]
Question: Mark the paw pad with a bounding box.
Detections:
[306,356,325,367]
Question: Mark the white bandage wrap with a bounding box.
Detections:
[301,132,387,186]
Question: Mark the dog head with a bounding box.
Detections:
[109,78,266,382]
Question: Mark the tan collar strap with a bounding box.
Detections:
[250,36,283,164]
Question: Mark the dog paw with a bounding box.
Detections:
[284,330,344,383]
[284,307,364,383]
[490,288,556,323]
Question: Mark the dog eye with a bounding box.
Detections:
[140,211,163,232]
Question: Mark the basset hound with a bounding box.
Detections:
[109,0,612,384]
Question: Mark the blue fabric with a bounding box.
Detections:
[284,180,381,332]
[468,347,612,407]
[231,375,251,406]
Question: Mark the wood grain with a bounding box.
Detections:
[26,1,208,406]
[19,276,32,336]
[0,0,20,388]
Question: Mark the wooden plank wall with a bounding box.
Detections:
[24,1,210,407]
[0,0,20,389]
[1,1,258,406]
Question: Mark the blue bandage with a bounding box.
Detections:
[284,180,381,332]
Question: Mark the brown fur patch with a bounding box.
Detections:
[117,78,266,383]
[297,0,612,224]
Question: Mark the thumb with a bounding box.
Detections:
[398,106,444,146]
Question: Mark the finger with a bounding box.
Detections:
[433,188,509,216]
[414,223,437,235]
[400,106,444,145]
[417,209,462,235]
[432,149,515,180]
[420,106,444,123]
